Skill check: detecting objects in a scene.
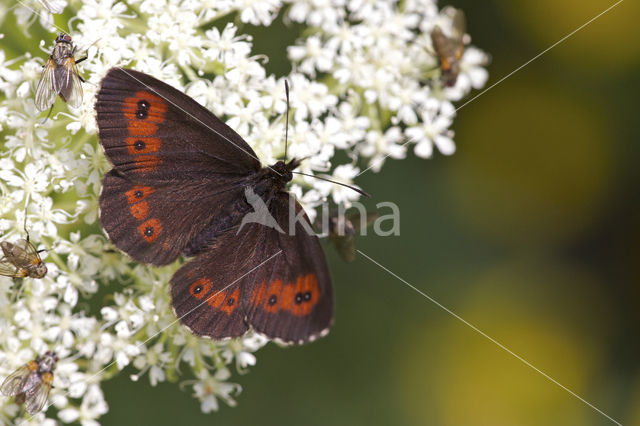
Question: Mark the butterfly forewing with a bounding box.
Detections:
[97,68,265,265]
[96,68,261,180]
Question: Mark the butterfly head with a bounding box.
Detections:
[267,159,301,190]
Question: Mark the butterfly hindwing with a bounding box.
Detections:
[96,68,260,180]
[245,194,333,343]
[170,193,333,344]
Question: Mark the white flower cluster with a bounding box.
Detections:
[288,0,489,172]
[0,0,487,423]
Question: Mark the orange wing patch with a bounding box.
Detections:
[207,290,226,308]
[128,120,158,137]
[189,278,212,299]
[122,91,167,123]
[132,155,161,173]
[220,288,240,315]
[125,186,162,244]
[138,218,162,243]
[250,282,267,306]
[130,200,149,220]
[264,279,283,313]
[127,137,161,155]
[291,274,319,317]
[122,91,167,171]
[251,274,320,317]
[125,186,155,204]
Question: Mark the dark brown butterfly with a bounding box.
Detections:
[1,351,58,414]
[326,211,378,263]
[431,8,467,87]
[0,225,47,279]
[35,33,85,112]
[96,68,333,344]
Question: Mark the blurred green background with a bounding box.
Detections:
[4,0,638,424]
[101,1,639,425]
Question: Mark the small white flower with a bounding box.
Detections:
[192,368,242,413]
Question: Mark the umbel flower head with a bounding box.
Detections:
[0,0,487,422]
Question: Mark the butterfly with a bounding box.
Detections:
[430,8,467,87]
[326,211,378,263]
[0,224,47,279]
[35,33,85,112]
[96,68,334,344]
[1,351,58,414]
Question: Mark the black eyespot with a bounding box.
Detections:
[268,295,277,306]
[295,292,303,304]
[303,291,311,301]
[193,285,203,294]
[134,140,145,150]
[227,298,235,306]
[144,227,154,236]
[136,100,150,119]
[134,190,143,198]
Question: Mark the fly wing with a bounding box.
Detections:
[0,260,24,277]
[1,239,40,269]
[430,26,457,59]
[57,58,83,108]
[24,380,52,414]
[0,365,31,396]
[450,8,466,44]
[35,58,58,112]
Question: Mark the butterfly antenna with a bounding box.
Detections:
[291,171,370,198]
[284,80,290,161]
